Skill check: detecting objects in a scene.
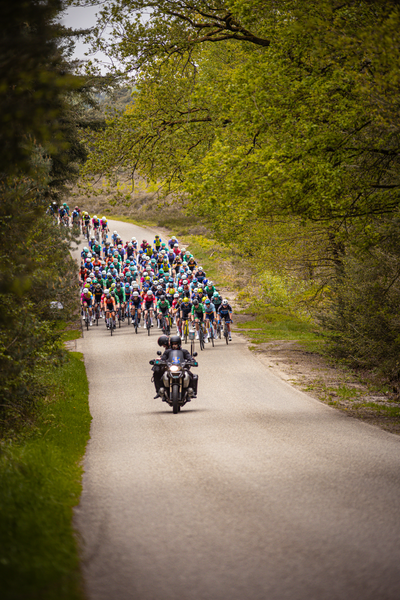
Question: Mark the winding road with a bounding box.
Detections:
[74,220,400,600]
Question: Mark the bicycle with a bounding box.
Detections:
[216,320,222,339]
[182,318,190,344]
[145,310,152,336]
[83,306,90,331]
[132,308,139,334]
[117,306,122,328]
[160,313,171,335]
[223,319,230,344]
[206,320,215,347]
[94,302,100,326]
[198,321,206,351]
[94,226,100,242]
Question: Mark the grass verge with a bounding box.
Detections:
[0,351,91,600]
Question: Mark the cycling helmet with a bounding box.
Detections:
[183,297,189,303]
[222,299,228,305]
[213,291,219,297]
[208,281,213,286]
[115,277,121,283]
[128,242,133,248]
[133,291,139,297]
[94,266,100,271]
[87,252,92,258]
[169,335,182,348]
[106,293,111,299]
[158,335,169,348]
[193,299,199,306]
[84,283,90,289]
[178,287,183,293]
[145,276,150,281]
[147,290,153,296]
[174,243,178,248]
[113,230,117,235]
[93,215,98,219]
[96,283,101,289]
[107,272,113,278]
[83,247,89,253]
[116,283,121,288]
[160,295,166,301]
[157,285,162,291]
[102,270,107,277]
[174,293,179,298]
[125,283,130,288]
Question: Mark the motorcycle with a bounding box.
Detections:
[150,349,198,414]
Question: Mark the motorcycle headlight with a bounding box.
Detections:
[170,365,181,373]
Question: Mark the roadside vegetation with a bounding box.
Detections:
[77,0,400,395]
[0,350,90,600]
[1,2,98,596]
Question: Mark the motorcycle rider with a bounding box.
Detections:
[157,335,198,399]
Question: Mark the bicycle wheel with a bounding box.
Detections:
[134,313,138,334]
[118,308,121,328]
[127,306,130,326]
[224,324,229,344]
[110,320,113,336]
[85,311,89,331]
[183,321,188,344]
[209,325,214,347]
[147,314,151,336]
[199,326,205,351]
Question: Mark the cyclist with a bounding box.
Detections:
[218,299,233,341]
[81,288,93,326]
[142,289,155,327]
[179,297,192,338]
[71,206,80,227]
[157,295,171,330]
[204,298,217,341]
[83,212,91,237]
[191,298,205,340]
[205,280,217,299]
[154,235,162,252]
[130,290,142,327]
[114,282,126,321]
[100,216,109,240]
[104,291,117,329]
[93,284,104,319]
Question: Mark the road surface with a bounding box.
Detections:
[74,220,400,600]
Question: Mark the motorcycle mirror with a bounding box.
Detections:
[193,352,198,357]
[149,360,154,365]
[157,350,162,356]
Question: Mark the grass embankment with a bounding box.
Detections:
[0,349,91,600]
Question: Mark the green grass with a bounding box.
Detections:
[0,352,91,600]
[61,329,81,342]
[179,235,231,288]
[236,308,321,344]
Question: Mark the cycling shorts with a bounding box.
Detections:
[205,313,215,321]
[144,302,154,310]
[83,299,92,307]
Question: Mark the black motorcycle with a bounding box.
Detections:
[150,349,198,414]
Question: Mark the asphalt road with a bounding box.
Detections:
[74,220,400,600]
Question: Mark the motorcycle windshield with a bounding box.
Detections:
[169,349,184,365]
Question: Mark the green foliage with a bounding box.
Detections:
[80,0,400,380]
[0,352,90,600]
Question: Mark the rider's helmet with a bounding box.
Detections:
[157,285,162,291]
[145,276,150,281]
[183,297,189,303]
[128,242,133,248]
[90,236,95,241]
[95,283,101,290]
[193,299,199,306]
[208,281,213,286]
[133,291,139,297]
[102,216,107,221]
[118,244,122,249]
[125,282,130,289]
[116,282,121,289]
[174,293,179,298]
[222,299,228,305]
[205,299,211,305]
[182,279,188,285]
[157,335,169,348]
[113,230,117,235]
[84,282,90,289]
[106,293,111,299]
[63,202,67,207]
[160,295,166,302]
[102,270,107,277]
[174,243,178,248]
[213,291,219,297]
[110,283,116,290]
[147,290,153,296]
[169,335,182,348]
[198,266,202,271]
[178,287,183,293]
[87,252,92,258]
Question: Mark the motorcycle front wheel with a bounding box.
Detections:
[172,384,180,414]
